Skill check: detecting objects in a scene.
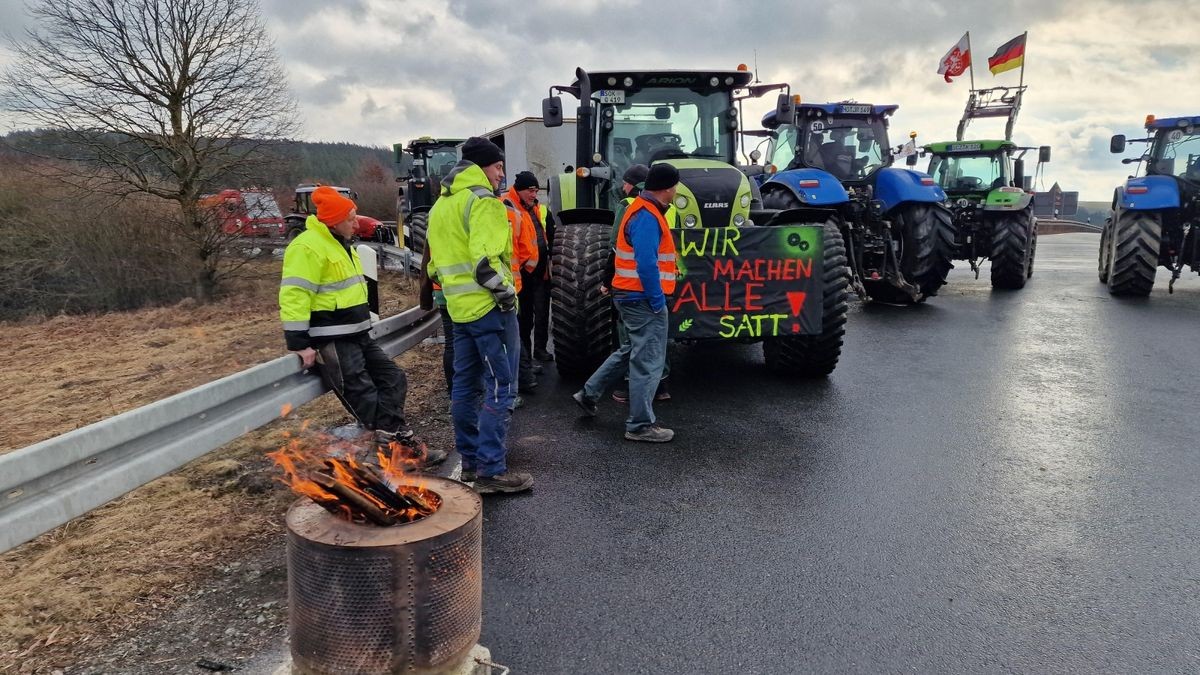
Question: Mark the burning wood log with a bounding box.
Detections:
[269,431,440,526]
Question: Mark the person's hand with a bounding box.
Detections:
[294,347,317,369]
[651,301,666,314]
[599,283,609,296]
[495,286,517,312]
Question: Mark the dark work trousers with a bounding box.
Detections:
[517,274,549,388]
[438,304,455,394]
[316,332,408,433]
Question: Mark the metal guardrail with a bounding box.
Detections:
[1039,218,1102,233]
[0,307,439,554]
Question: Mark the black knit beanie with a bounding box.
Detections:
[512,171,539,190]
[643,163,680,191]
[461,137,504,168]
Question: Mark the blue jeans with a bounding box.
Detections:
[451,307,519,477]
[583,299,668,432]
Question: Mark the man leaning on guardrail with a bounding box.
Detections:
[279,186,447,468]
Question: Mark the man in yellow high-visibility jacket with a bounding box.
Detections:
[280,186,445,467]
[427,137,533,494]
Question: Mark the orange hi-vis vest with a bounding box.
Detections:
[501,200,537,293]
[612,195,677,295]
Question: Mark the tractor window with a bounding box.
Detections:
[799,117,888,181]
[426,149,459,183]
[600,87,735,181]
[928,154,1006,191]
[242,192,282,219]
[1152,127,1200,182]
[765,124,801,171]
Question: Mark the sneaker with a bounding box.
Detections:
[572,390,597,417]
[511,395,525,410]
[624,425,674,443]
[459,468,476,483]
[377,430,447,469]
[611,389,629,404]
[474,471,533,494]
[534,348,554,362]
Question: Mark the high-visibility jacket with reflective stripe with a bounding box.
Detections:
[612,196,677,295]
[279,215,371,350]
[427,161,514,323]
[502,189,540,292]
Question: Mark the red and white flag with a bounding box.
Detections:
[938,32,971,83]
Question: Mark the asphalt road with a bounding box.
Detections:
[482,234,1200,674]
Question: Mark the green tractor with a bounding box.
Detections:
[541,67,850,379]
[393,136,464,254]
[923,139,1051,288]
[920,86,1052,289]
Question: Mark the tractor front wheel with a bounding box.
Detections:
[550,222,615,378]
[1098,217,1112,283]
[1106,211,1161,296]
[408,212,429,256]
[989,210,1034,289]
[867,202,955,304]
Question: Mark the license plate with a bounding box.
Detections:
[598,89,625,104]
[949,143,982,152]
[840,104,871,115]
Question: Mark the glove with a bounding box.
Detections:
[494,285,517,313]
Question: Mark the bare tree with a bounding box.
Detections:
[0,0,299,299]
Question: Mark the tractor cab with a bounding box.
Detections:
[543,67,773,225]
[1117,117,1200,186]
[926,140,1014,194]
[762,103,898,185]
[395,137,464,216]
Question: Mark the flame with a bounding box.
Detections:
[280,403,293,418]
[267,425,440,525]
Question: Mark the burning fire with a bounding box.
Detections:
[268,430,441,526]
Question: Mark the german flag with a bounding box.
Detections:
[988,33,1026,75]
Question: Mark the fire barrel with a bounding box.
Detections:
[286,476,483,675]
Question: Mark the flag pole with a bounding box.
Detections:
[967,31,975,91]
[1019,31,1028,87]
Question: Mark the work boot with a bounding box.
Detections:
[654,378,671,402]
[458,467,476,484]
[376,430,447,470]
[532,362,544,375]
[511,395,525,410]
[474,471,533,494]
[572,390,598,417]
[534,348,554,362]
[611,389,629,404]
[624,425,675,443]
[519,379,539,394]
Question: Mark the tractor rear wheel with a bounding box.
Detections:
[762,217,850,377]
[989,210,1034,289]
[867,202,955,304]
[408,212,428,256]
[550,222,615,378]
[1107,211,1160,296]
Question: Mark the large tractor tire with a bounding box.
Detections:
[989,210,1035,289]
[1098,217,1112,283]
[550,222,614,378]
[762,217,850,377]
[1106,211,1161,296]
[868,202,956,304]
[408,211,428,256]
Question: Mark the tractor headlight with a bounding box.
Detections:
[623,76,634,87]
[733,214,745,226]
[684,215,698,228]
[674,195,688,209]
[710,76,720,86]
[740,194,750,208]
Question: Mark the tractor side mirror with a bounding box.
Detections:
[1110,134,1126,154]
[1039,145,1052,163]
[543,96,563,127]
[1013,158,1025,188]
[775,93,794,121]
[1022,176,1033,191]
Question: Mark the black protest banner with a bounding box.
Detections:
[668,226,824,339]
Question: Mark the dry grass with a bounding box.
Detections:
[1,258,418,454]
[0,262,448,673]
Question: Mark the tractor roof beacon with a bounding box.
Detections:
[394,137,465,254]
[759,99,954,304]
[1102,114,1200,296]
[920,83,1051,290]
[541,67,851,379]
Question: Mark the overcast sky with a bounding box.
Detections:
[2,0,1197,200]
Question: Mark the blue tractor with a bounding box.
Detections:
[1101,114,1200,295]
[757,102,955,303]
